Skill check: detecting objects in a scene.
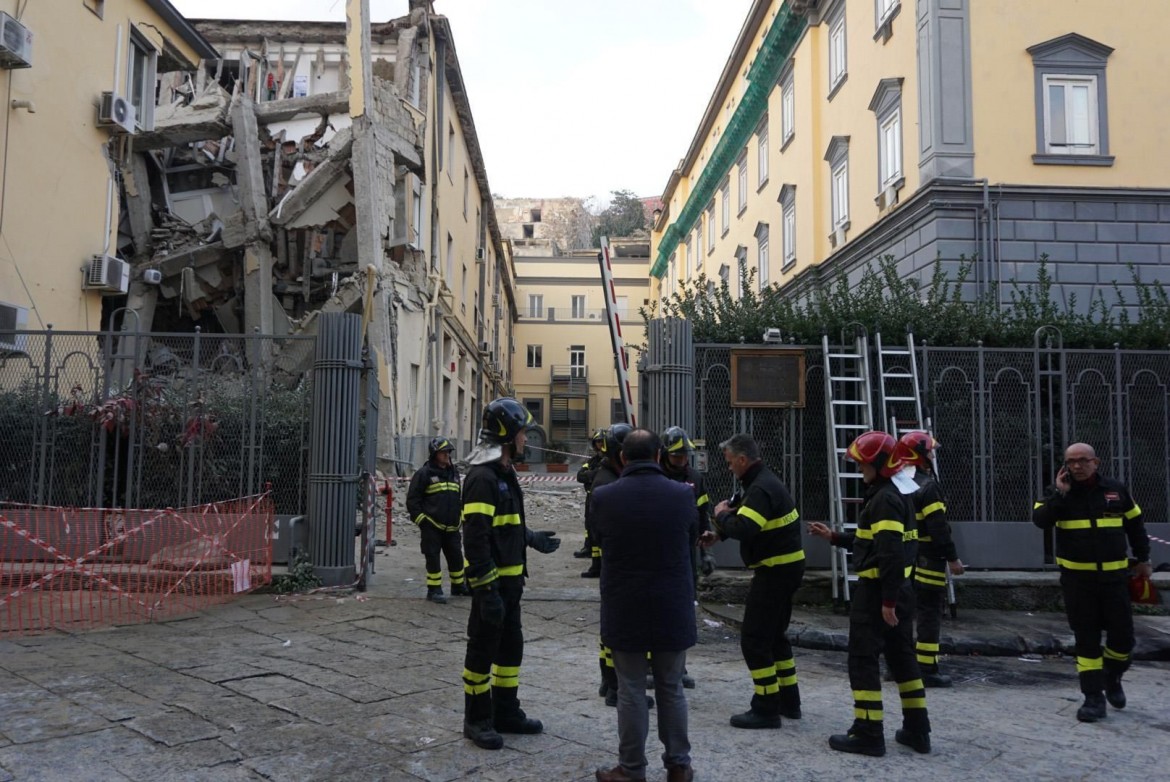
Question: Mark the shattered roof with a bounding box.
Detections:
[189,17,413,46]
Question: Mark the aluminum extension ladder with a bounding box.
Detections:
[822,330,874,604]
[875,331,958,617]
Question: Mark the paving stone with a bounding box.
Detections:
[124,709,223,747]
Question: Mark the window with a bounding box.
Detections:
[1027,34,1114,165]
[461,264,467,312]
[735,246,748,296]
[446,234,454,281]
[780,184,797,269]
[669,253,677,295]
[528,294,543,318]
[720,183,730,234]
[875,0,900,39]
[463,169,469,218]
[718,263,730,289]
[831,162,849,229]
[828,11,847,96]
[570,345,586,378]
[756,120,769,186]
[447,123,455,173]
[756,223,770,289]
[571,295,586,318]
[781,70,795,147]
[522,224,534,239]
[526,345,543,368]
[610,399,626,424]
[524,398,543,425]
[411,176,423,248]
[706,202,715,251]
[127,29,158,132]
[616,296,629,319]
[877,0,898,21]
[879,110,902,188]
[531,208,542,222]
[696,225,704,265]
[684,237,692,278]
[736,151,748,214]
[824,135,851,234]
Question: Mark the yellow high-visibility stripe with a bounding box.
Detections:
[493,513,522,527]
[901,697,927,709]
[468,567,498,588]
[425,482,460,494]
[761,508,801,531]
[463,668,491,695]
[754,682,780,695]
[1103,647,1130,662]
[697,493,710,507]
[853,690,882,701]
[858,565,913,579]
[1033,501,1044,509]
[1076,656,1103,673]
[917,653,934,664]
[1125,504,1142,519]
[920,501,946,516]
[903,528,919,541]
[738,505,768,528]
[1057,557,1128,571]
[777,673,797,687]
[897,679,925,693]
[749,665,777,679]
[916,566,946,579]
[915,573,947,588]
[919,535,933,542]
[916,642,940,652]
[871,520,904,534]
[1056,517,1122,530]
[498,564,523,576]
[854,708,884,721]
[855,528,874,540]
[752,550,806,568]
[491,664,520,689]
[464,501,496,517]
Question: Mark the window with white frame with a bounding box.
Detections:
[756,223,770,289]
[1043,76,1098,155]
[127,28,157,131]
[736,151,748,213]
[721,183,730,233]
[779,184,797,269]
[463,169,470,218]
[571,295,586,318]
[706,202,715,250]
[1027,34,1114,165]
[879,109,902,188]
[695,226,703,267]
[718,263,730,289]
[528,294,543,318]
[877,0,898,26]
[781,71,795,145]
[831,162,849,229]
[757,120,769,186]
[684,237,692,277]
[527,345,542,368]
[570,345,586,378]
[828,12,847,95]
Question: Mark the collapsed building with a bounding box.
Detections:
[110,1,518,468]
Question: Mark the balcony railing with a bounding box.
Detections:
[518,307,625,323]
[550,364,588,381]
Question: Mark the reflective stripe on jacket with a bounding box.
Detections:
[405,461,462,532]
[462,461,527,588]
[713,462,804,569]
[1032,474,1148,579]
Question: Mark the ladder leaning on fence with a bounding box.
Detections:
[822,330,874,604]
[875,330,958,617]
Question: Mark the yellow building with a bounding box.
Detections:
[510,239,650,456]
[651,0,1170,314]
[0,0,214,338]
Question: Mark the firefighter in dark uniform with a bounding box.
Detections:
[808,431,931,756]
[460,398,561,750]
[707,433,805,730]
[662,426,715,588]
[1032,441,1151,723]
[574,429,607,559]
[405,437,467,604]
[899,431,965,687]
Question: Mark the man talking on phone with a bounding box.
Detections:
[1032,442,1151,723]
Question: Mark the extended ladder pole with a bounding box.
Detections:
[598,237,635,426]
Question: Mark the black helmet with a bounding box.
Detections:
[590,428,606,449]
[480,397,533,445]
[604,423,633,457]
[429,437,455,457]
[662,426,694,455]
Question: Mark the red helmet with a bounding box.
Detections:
[1129,573,1160,605]
[846,431,905,478]
[898,431,939,467]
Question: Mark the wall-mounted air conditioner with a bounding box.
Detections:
[479,341,491,354]
[0,12,32,69]
[0,301,29,354]
[475,247,486,261]
[97,91,137,134]
[83,254,130,294]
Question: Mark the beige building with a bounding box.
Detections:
[0,0,214,340]
[495,197,594,257]
[509,239,650,456]
[651,0,1170,313]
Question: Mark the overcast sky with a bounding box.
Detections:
[171,0,754,205]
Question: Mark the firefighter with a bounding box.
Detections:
[899,431,965,688]
[574,429,607,559]
[661,426,715,587]
[808,431,931,756]
[405,437,467,604]
[707,433,805,730]
[460,398,561,750]
[1032,442,1151,723]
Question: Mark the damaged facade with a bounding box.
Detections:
[1,0,520,469]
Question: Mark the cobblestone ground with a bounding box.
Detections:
[1,482,1167,781]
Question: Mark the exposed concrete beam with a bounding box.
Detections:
[254,91,350,123]
[268,127,354,227]
[231,94,276,337]
[121,153,155,260]
[155,241,225,278]
[133,86,232,150]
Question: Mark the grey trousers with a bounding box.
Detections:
[611,648,691,777]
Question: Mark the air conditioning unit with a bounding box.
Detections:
[97,91,137,134]
[475,247,486,261]
[0,12,32,69]
[83,254,130,294]
[479,341,491,355]
[0,301,29,354]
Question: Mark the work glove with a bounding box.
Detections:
[478,587,505,625]
[527,529,561,554]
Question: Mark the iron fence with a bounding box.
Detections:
[0,325,314,515]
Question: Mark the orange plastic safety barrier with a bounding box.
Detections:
[0,493,273,637]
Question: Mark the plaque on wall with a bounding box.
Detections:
[730,348,805,408]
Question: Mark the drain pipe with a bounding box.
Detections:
[406,270,441,464]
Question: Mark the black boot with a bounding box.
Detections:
[922,672,953,688]
[1105,674,1126,709]
[426,586,447,604]
[495,709,543,734]
[1076,693,1107,723]
[581,561,601,578]
[730,709,781,729]
[829,727,886,756]
[450,581,471,597]
[573,546,591,559]
[895,729,932,754]
[463,719,503,750]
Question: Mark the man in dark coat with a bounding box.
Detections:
[591,428,698,782]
